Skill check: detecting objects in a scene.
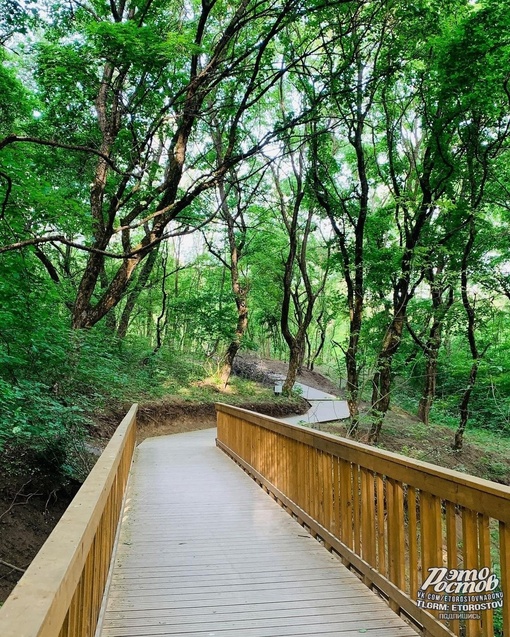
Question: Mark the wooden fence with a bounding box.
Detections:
[0,403,138,637]
[216,403,510,637]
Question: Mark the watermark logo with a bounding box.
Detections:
[416,567,503,621]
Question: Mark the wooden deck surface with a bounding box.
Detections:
[98,428,417,637]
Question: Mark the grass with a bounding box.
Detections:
[176,376,274,400]
[318,403,510,485]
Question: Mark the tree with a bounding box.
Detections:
[435,0,510,448]
[366,1,491,442]
[406,257,454,426]
[202,126,271,386]
[270,146,330,394]
[1,0,341,329]
[309,0,389,433]
[453,219,490,449]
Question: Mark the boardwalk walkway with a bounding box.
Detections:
[98,428,417,637]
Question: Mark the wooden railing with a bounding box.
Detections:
[216,403,510,637]
[0,404,138,637]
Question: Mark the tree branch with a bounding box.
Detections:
[0,170,12,218]
[0,135,132,176]
[0,558,25,573]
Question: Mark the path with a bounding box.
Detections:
[98,428,417,637]
[282,382,350,426]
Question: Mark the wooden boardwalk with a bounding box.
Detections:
[98,428,417,637]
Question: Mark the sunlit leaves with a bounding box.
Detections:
[86,21,201,68]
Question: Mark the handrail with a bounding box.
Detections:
[0,403,138,637]
[216,403,510,637]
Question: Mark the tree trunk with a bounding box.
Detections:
[310,75,369,436]
[153,245,169,355]
[99,265,117,331]
[453,360,480,450]
[416,279,453,425]
[417,349,439,426]
[369,311,406,442]
[308,311,327,372]
[219,294,248,387]
[70,2,231,329]
[346,294,363,435]
[117,248,159,339]
[416,311,448,426]
[453,217,487,450]
[283,342,304,395]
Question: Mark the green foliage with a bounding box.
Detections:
[86,21,201,67]
[0,314,209,491]
[0,378,88,488]
[0,0,39,39]
[0,247,210,490]
[1,0,510,498]
[0,49,30,131]
[435,0,510,114]
[431,340,510,436]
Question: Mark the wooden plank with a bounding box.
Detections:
[319,451,327,530]
[103,616,416,637]
[421,491,442,589]
[260,425,268,479]
[316,449,323,526]
[103,604,402,627]
[281,435,289,498]
[103,622,418,637]
[254,424,262,475]
[353,464,361,555]
[267,429,274,485]
[499,522,510,637]
[311,448,320,524]
[106,587,381,612]
[110,569,357,589]
[408,486,418,599]
[65,576,81,637]
[287,440,299,501]
[462,508,481,637]
[387,478,405,591]
[478,514,493,637]
[219,440,455,637]
[360,467,376,567]
[332,456,340,537]
[296,441,305,513]
[317,450,325,529]
[445,501,460,636]
[339,459,352,548]
[323,452,333,535]
[376,474,386,577]
[302,440,311,518]
[105,595,388,617]
[107,580,365,600]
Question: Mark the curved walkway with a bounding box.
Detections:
[98,428,416,637]
[282,382,350,426]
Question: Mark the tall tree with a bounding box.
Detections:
[203,152,268,386]
[406,258,454,426]
[367,2,480,442]
[1,0,342,329]
[309,0,389,433]
[270,147,329,394]
[437,0,510,448]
